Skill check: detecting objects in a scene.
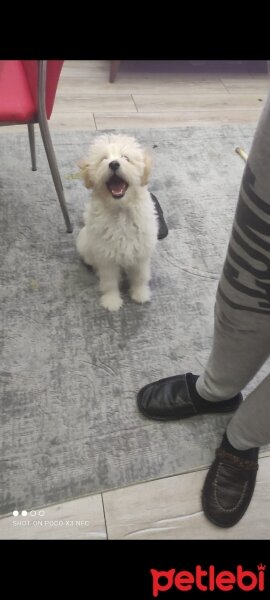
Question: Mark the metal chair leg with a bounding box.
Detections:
[38,118,73,233]
[38,60,73,233]
[27,123,37,171]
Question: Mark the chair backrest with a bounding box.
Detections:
[22,60,64,119]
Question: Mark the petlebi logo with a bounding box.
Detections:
[151,564,266,594]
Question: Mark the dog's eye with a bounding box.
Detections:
[122,155,130,162]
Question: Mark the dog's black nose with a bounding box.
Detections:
[109,160,120,172]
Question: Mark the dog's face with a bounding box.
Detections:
[79,134,152,201]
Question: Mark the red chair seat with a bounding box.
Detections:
[0,59,72,231]
[0,61,36,122]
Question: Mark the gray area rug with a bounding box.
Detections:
[1,125,269,515]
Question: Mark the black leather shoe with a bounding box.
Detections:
[202,437,259,528]
[137,373,242,421]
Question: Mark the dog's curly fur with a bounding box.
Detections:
[76,134,158,311]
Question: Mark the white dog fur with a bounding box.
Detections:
[76,134,158,311]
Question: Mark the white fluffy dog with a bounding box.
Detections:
[76,134,158,311]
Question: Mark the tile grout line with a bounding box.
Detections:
[131,94,138,112]
[110,108,261,114]
[92,112,98,130]
[218,78,231,94]
[219,80,235,95]
[101,494,109,540]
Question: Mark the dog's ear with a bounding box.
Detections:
[78,158,93,189]
[141,151,152,185]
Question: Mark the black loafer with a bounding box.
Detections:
[202,437,259,528]
[137,372,242,421]
[151,193,169,240]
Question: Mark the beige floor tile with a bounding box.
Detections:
[49,112,96,130]
[133,93,266,113]
[95,109,261,130]
[103,456,270,539]
[54,94,137,113]
[221,77,270,93]
[58,78,228,96]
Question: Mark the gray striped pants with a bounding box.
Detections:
[196,89,270,450]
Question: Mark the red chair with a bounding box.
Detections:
[0,60,72,232]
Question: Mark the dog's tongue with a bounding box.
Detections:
[107,175,128,198]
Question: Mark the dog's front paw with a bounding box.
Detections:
[101,292,123,312]
[130,285,151,304]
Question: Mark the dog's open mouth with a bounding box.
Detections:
[106,175,128,199]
